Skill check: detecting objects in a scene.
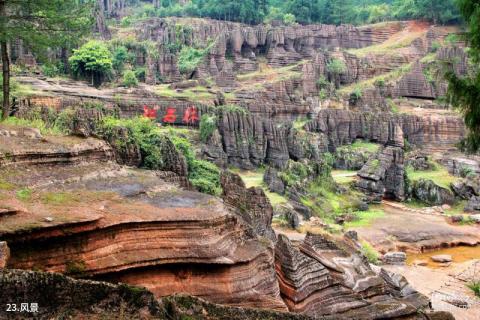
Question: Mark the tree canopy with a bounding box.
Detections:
[69,40,113,86]
[446,0,480,152]
[0,0,93,119]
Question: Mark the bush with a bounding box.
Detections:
[122,70,139,88]
[41,63,64,77]
[199,114,217,143]
[327,59,347,75]
[177,46,208,75]
[134,67,146,82]
[112,46,129,72]
[467,281,480,297]
[360,241,379,264]
[283,13,296,25]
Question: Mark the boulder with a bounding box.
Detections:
[430,255,452,263]
[470,214,480,223]
[382,252,406,265]
[451,179,480,200]
[411,179,455,205]
[0,242,9,269]
[465,195,480,212]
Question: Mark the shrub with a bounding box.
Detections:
[112,46,129,72]
[283,13,296,25]
[199,114,217,143]
[467,281,480,297]
[430,41,441,52]
[16,188,32,201]
[177,44,212,75]
[327,59,347,75]
[41,63,64,77]
[134,67,146,82]
[360,241,379,264]
[122,70,139,87]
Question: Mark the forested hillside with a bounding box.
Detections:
[111,0,460,25]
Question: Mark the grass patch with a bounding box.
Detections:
[350,140,380,152]
[293,117,310,130]
[360,240,380,264]
[40,192,80,206]
[337,63,413,95]
[332,170,357,185]
[0,179,15,191]
[155,85,215,102]
[344,208,385,228]
[406,162,457,189]
[1,117,65,136]
[235,169,288,206]
[467,281,480,297]
[16,188,32,201]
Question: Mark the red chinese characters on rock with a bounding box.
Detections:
[183,106,199,125]
[143,106,158,119]
[162,107,177,124]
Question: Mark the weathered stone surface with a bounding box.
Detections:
[0,269,307,320]
[452,179,480,200]
[275,232,442,319]
[221,171,276,241]
[0,242,9,269]
[465,195,480,212]
[264,166,285,194]
[411,179,455,206]
[430,255,452,263]
[357,145,405,202]
[382,252,407,265]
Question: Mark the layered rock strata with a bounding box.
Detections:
[275,232,447,319]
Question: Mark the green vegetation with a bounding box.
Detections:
[332,170,357,185]
[1,116,65,136]
[69,41,113,87]
[65,260,86,276]
[125,0,459,26]
[40,192,80,206]
[350,140,380,153]
[177,42,215,75]
[199,114,217,143]
[446,0,480,152]
[344,209,385,228]
[406,162,457,189]
[97,117,221,195]
[0,179,15,191]
[360,240,380,264]
[0,0,92,120]
[16,188,32,202]
[327,59,347,75]
[234,169,288,206]
[467,281,480,297]
[122,70,139,88]
[156,85,215,101]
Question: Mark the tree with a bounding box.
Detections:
[69,40,113,87]
[446,0,480,152]
[0,0,92,119]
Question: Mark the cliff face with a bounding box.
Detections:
[0,132,286,312]
[203,109,464,169]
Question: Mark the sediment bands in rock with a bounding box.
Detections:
[275,233,440,319]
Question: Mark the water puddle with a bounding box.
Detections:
[406,246,480,268]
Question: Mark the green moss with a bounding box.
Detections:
[40,192,80,205]
[331,170,357,185]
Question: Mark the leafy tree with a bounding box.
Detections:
[69,40,113,87]
[446,0,480,152]
[0,0,93,119]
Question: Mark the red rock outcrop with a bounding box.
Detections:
[275,232,436,319]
